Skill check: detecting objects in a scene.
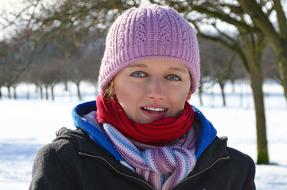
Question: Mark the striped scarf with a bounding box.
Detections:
[103,123,197,190]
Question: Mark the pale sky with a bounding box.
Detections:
[0,0,28,40]
[0,0,56,40]
[0,0,286,41]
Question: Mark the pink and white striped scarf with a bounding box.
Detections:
[103,123,197,190]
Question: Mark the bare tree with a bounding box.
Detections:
[262,47,279,82]
[150,0,270,164]
[200,38,237,106]
[238,0,287,102]
[0,38,32,99]
[1,0,141,95]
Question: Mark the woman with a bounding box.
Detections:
[30,4,255,190]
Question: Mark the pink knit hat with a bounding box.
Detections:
[98,4,200,93]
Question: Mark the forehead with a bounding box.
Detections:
[127,57,189,72]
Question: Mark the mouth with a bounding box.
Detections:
[141,107,168,112]
[140,106,168,121]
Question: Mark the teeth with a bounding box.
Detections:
[143,107,166,112]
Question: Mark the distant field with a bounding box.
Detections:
[0,80,286,190]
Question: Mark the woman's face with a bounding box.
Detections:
[113,57,192,124]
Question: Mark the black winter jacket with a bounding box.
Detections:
[29,127,256,190]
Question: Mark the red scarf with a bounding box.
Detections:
[96,94,195,145]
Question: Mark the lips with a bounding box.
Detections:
[141,107,167,112]
[141,106,168,121]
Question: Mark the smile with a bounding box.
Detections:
[141,107,168,112]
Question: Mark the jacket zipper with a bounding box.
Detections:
[174,155,230,189]
[79,152,230,190]
[78,152,154,190]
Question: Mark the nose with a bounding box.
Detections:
[147,77,165,100]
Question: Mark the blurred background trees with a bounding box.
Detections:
[0,0,286,164]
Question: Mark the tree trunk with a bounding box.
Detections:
[276,49,287,103]
[50,85,55,101]
[249,66,269,164]
[45,85,49,100]
[198,84,204,106]
[39,85,44,99]
[76,81,82,100]
[245,45,269,164]
[7,86,12,99]
[12,86,17,100]
[64,80,69,91]
[218,81,226,106]
[240,32,269,164]
[231,80,236,93]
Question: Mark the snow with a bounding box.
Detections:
[0,81,286,189]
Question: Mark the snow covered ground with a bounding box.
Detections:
[0,81,286,190]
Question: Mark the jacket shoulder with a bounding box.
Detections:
[38,127,110,161]
[218,136,255,167]
[215,137,256,189]
[226,146,255,167]
[226,146,256,189]
[30,128,91,190]
[35,127,89,157]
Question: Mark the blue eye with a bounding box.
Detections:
[130,71,147,78]
[166,74,181,81]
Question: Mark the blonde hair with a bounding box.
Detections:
[103,81,115,100]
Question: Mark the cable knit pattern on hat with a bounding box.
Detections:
[98,5,200,93]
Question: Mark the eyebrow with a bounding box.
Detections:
[168,67,189,73]
[127,63,147,68]
[127,63,188,73]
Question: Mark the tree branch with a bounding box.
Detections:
[273,0,287,39]
[238,0,281,48]
[212,23,237,44]
[191,5,257,33]
[192,21,249,72]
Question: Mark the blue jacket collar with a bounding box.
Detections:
[192,107,217,158]
[72,101,122,160]
[72,101,217,160]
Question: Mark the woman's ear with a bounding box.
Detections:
[186,74,193,101]
[186,89,192,101]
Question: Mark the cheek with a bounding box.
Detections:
[114,83,130,102]
[114,82,145,120]
[168,86,191,109]
[114,80,143,108]
[115,80,139,96]
[169,85,191,99]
